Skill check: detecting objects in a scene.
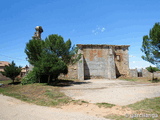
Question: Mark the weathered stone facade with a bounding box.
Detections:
[61,44,130,80]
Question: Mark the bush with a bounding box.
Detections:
[21,70,39,85]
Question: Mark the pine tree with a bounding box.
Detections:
[1,61,21,83]
[141,22,160,68]
[25,34,80,83]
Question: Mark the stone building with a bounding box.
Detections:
[60,44,130,80]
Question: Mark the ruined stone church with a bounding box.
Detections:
[62,44,130,80]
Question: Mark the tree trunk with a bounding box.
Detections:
[47,75,50,84]
[38,77,40,83]
[152,72,154,82]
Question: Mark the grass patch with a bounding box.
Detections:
[105,97,160,120]
[0,79,89,107]
[96,102,115,108]
[0,80,12,84]
[105,115,140,120]
[123,78,137,81]
[105,114,158,120]
[118,77,157,83]
[70,99,89,105]
[0,80,71,107]
[127,97,160,114]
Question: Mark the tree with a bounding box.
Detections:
[25,39,45,65]
[34,51,68,83]
[1,61,21,83]
[25,34,80,83]
[141,22,160,68]
[146,66,160,81]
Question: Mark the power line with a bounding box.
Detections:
[0,54,27,61]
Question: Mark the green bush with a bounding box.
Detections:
[21,70,39,85]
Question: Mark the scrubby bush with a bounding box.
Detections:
[21,70,39,85]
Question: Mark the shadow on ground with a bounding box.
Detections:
[8,82,21,85]
[148,78,160,83]
[48,79,91,87]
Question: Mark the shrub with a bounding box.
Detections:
[21,70,39,85]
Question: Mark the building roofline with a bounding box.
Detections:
[77,44,130,48]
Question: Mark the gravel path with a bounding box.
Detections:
[0,94,109,120]
[61,79,160,106]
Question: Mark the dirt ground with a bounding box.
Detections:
[61,79,160,105]
[1,79,160,120]
[0,94,110,120]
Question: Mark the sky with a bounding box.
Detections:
[0,0,160,68]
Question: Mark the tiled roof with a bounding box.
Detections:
[0,61,10,67]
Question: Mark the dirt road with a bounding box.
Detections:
[61,79,160,105]
[0,94,109,120]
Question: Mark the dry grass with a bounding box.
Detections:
[118,76,159,84]
[0,81,71,107]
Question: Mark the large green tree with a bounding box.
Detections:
[25,34,80,83]
[1,61,21,83]
[141,22,160,68]
[25,39,45,65]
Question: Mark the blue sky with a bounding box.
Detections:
[0,0,160,68]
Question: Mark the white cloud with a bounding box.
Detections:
[129,60,156,69]
[129,55,136,58]
[101,27,105,32]
[92,26,106,35]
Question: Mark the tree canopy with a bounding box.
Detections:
[25,34,80,83]
[146,66,160,73]
[141,22,160,68]
[1,61,21,83]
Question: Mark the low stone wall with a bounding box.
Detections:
[130,68,160,79]
[154,71,160,79]
[129,69,138,77]
[142,69,152,78]
[58,63,78,79]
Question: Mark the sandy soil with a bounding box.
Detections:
[61,79,160,105]
[0,94,109,120]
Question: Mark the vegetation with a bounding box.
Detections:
[128,97,160,115]
[96,102,115,108]
[0,80,71,106]
[0,79,88,107]
[146,66,160,81]
[105,97,160,120]
[21,70,39,85]
[146,66,160,73]
[24,34,80,84]
[0,61,21,83]
[141,22,160,68]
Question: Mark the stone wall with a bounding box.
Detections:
[77,44,130,80]
[114,46,130,77]
[59,63,78,79]
[82,45,115,79]
[154,71,160,79]
[129,69,138,77]
[129,68,160,79]
[142,69,152,78]
[77,45,116,79]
